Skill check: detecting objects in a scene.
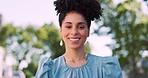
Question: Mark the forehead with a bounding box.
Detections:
[63,12,86,23]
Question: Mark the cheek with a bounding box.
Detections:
[82,30,89,37]
[61,29,69,38]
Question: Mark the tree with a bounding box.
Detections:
[0,23,64,77]
[35,23,65,58]
[95,0,148,78]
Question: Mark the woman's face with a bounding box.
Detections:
[60,12,89,49]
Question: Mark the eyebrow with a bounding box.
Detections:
[64,22,86,25]
[78,22,86,25]
[64,22,72,24]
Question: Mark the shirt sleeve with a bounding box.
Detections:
[35,56,53,78]
[102,57,122,78]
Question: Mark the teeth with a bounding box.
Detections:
[69,38,79,41]
[69,38,80,41]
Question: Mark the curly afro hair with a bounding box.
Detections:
[54,0,102,28]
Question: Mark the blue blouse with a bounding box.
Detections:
[35,53,122,78]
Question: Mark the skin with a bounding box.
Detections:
[60,11,90,67]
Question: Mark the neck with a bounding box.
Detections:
[64,47,86,61]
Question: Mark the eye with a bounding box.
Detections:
[65,26,72,29]
[78,26,85,29]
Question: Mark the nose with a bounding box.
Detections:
[71,27,78,36]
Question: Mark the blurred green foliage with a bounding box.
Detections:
[96,0,148,78]
[23,61,38,77]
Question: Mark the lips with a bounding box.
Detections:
[68,38,80,42]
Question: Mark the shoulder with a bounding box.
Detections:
[38,55,63,65]
[102,56,122,77]
[39,56,53,65]
[102,56,120,65]
[89,53,120,65]
[35,55,66,78]
[89,53,122,78]
[35,56,53,78]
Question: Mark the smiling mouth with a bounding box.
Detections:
[68,38,80,42]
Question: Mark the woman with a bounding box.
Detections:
[35,0,122,78]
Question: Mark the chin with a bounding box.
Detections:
[66,44,84,49]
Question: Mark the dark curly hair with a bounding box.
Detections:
[54,0,102,28]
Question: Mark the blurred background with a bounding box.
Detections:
[0,0,148,78]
